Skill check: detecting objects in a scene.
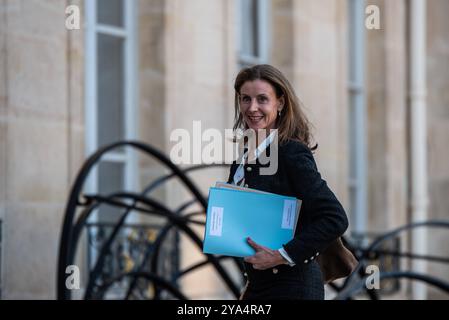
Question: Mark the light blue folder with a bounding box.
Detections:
[203,186,301,257]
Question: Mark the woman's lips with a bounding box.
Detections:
[247,115,264,124]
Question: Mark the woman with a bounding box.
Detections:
[227,64,349,300]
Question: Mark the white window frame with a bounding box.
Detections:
[80,0,139,298]
[237,0,271,67]
[84,0,139,212]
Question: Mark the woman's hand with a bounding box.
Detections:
[243,237,288,270]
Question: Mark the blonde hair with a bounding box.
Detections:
[233,64,317,150]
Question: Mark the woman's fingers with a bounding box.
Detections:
[244,252,266,266]
[244,239,279,270]
[243,255,256,264]
[244,252,274,270]
[246,237,264,251]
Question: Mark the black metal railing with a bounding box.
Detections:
[349,232,401,295]
[57,140,449,300]
[57,141,243,300]
[333,221,449,300]
[85,222,180,299]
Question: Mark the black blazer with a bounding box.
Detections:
[227,139,349,299]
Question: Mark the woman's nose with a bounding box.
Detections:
[248,98,259,111]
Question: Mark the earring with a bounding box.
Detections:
[278,110,282,117]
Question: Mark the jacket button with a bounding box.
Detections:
[310,256,314,260]
[304,259,309,264]
[244,184,249,188]
[272,268,278,274]
[246,166,252,172]
[244,272,248,277]
[316,252,320,256]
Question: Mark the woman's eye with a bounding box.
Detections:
[258,96,268,103]
[242,97,250,103]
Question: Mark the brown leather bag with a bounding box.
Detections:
[316,237,358,284]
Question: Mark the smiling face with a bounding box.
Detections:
[239,79,284,132]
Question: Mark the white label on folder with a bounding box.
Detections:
[210,206,224,237]
[282,200,296,229]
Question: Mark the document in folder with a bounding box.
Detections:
[202,183,301,257]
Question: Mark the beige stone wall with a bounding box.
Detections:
[271,0,295,83]
[426,0,449,300]
[0,0,6,295]
[292,0,350,213]
[0,1,7,220]
[0,0,448,300]
[137,0,168,225]
[0,0,84,299]
[163,0,239,299]
[365,0,408,234]
[365,0,409,298]
[67,1,85,185]
[0,1,70,299]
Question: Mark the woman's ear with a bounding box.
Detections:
[279,96,285,111]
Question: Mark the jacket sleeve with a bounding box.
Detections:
[281,141,349,264]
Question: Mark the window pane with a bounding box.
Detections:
[97,0,124,27]
[98,161,125,223]
[241,0,259,57]
[97,34,124,148]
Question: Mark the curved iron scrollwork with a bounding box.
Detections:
[57,141,243,300]
[333,221,449,300]
[57,140,449,300]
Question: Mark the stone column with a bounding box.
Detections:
[0,0,73,299]
[292,0,350,210]
[163,0,238,299]
[365,0,407,233]
[426,0,449,300]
